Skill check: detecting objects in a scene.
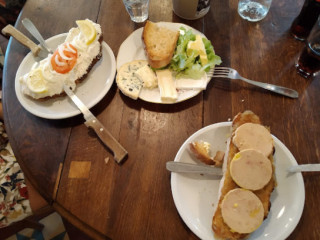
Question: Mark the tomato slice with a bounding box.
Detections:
[51,43,78,74]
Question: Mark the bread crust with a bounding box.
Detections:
[142,21,179,69]
[212,111,276,240]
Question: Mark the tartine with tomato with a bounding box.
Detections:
[19,19,102,99]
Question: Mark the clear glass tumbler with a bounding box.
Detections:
[122,0,150,23]
[296,15,320,78]
[238,0,272,22]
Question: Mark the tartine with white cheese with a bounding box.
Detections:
[19,19,102,99]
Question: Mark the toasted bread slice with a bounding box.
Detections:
[212,111,276,240]
[142,21,179,69]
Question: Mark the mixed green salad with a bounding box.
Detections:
[169,27,222,79]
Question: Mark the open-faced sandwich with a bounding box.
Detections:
[19,19,102,99]
[116,21,222,103]
[212,110,276,239]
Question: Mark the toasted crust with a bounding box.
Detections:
[212,110,276,240]
[142,21,179,69]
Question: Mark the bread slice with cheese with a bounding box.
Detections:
[142,21,179,69]
[212,111,276,239]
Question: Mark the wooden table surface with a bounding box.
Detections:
[2,0,320,239]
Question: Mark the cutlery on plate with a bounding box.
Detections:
[212,67,299,99]
[166,161,223,176]
[2,24,128,163]
[63,86,128,163]
[21,18,53,54]
[166,161,320,175]
[287,164,320,172]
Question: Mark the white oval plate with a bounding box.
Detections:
[116,22,213,104]
[171,122,305,240]
[15,33,116,119]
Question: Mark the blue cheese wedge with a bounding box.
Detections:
[155,69,178,102]
[116,60,148,100]
[134,65,158,89]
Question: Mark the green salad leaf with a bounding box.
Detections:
[169,27,222,79]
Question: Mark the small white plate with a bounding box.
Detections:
[15,33,116,119]
[116,22,212,104]
[171,122,305,240]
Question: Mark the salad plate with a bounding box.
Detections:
[15,33,116,119]
[116,22,216,104]
[171,122,305,240]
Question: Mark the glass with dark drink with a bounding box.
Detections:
[290,0,320,41]
[296,16,320,78]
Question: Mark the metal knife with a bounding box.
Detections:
[63,85,128,163]
[166,161,223,176]
[167,161,320,175]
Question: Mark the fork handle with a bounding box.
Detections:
[239,77,299,98]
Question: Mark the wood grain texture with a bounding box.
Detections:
[2,0,320,239]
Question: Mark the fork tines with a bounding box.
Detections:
[213,67,230,77]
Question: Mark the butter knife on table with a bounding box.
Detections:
[63,86,128,163]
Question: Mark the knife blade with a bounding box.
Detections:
[1,24,50,59]
[63,85,128,163]
[166,161,223,176]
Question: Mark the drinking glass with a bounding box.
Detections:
[122,0,149,23]
[172,0,210,20]
[238,0,272,22]
[296,15,320,78]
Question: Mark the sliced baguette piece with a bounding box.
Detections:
[142,21,179,69]
[212,111,276,240]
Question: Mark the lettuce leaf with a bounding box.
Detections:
[169,27,222,79]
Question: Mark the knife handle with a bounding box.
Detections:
[1,24,41,56]
[85,118,128,163]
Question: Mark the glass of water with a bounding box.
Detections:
[122,0,150,23]
[238,0,272,22]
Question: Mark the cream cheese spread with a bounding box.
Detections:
[19,19,102,99]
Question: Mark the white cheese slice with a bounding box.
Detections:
[134,65,158,89]
[175,77,207,90]
[232,123,274,157]
[156,69,178,102]
[116,60,148,100]
[221,188,264,234]
[230,149,272,191]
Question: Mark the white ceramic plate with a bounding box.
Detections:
[15,33,116,119]
[171,122,305,240]
[116,22,212,104]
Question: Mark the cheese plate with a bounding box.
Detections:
[116,22,214,104]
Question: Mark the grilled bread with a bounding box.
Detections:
[142,21,179,69]
[212,111,276,239]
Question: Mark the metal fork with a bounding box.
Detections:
[212,67,299,98]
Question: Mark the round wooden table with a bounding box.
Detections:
[2,0,320,239]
